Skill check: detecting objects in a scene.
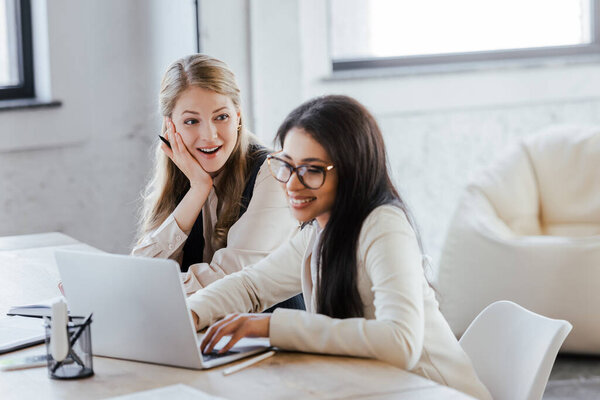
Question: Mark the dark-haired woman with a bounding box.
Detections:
[188,95,491,400]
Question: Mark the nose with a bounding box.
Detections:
[198,121,218,141]
[286,170,304,192]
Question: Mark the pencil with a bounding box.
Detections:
[158,135,172,149]
[222,350,276,376]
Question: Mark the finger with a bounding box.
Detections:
[201,321,223,350]
[175,131,194,161]
[204,320,238,354]
[201,314,238,350]
[169,117,177,134]
[164,117,172,140]
[219,327,248,354]
[166,116,173,133]
[160,142,174,159]
[202,314,239,351]
[203,317,243,354]
[173,130,184,154]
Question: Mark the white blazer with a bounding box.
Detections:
[188,205,492,400]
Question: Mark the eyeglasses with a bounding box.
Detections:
[267,153,334,190]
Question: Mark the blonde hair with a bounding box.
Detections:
[137,54,259,251]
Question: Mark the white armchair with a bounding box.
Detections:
[437,126,600,353]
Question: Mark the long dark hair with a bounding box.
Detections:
[275,95,421,319]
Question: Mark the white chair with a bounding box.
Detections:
[437,125,600,353]
[460,301,572,400]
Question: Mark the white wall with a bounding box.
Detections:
[0,0,196,252]
[247,0,600,263]
[198,0,255,131]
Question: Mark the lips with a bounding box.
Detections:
[198,145,222,154]
[290,197,315,205]
[288,196,316,210]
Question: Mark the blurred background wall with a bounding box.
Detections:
[3,0,600,271]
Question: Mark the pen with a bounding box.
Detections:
[222,350,276,376]
[68,313,93,348]
[158,135,172,149]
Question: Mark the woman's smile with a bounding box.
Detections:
[288,195,317,209]
[196,145,223,159]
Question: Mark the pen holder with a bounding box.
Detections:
[44,316,94,379]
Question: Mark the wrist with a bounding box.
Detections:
[191,311,200,331]
[188,181,212,196]
[265,315,271,337]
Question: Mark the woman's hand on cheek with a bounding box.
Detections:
[201,313,271,354]
[163,117,213,189]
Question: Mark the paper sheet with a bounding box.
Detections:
[105,384,227,400]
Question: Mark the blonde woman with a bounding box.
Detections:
[133,54,303,310]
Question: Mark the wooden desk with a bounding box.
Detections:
[0,233,474,400]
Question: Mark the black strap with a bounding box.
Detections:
[180,146,268,272]
[180,211,205,272]
[239,146,268,219]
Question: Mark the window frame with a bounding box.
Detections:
[331,0,600,73]
[0,0,35,100]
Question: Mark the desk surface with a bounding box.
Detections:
[0,233,474,400]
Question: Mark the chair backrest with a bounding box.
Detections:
[523,126,600,232]
[459,301,572,400]
[472,126,600,236]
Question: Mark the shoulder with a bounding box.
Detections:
[252,158,282,194]
[363,204,413,231]
[358,204,417,247]
[255,158,271,183]
[242,158,289,210]
[357,205,422,276]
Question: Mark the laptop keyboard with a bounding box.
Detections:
[201,349,240,362]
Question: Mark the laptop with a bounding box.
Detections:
[54,250,271,369]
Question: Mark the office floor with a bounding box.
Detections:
[544,355,600,400]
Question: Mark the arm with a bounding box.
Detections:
[199,207,425,368]
[131,213,189,262]
[187,224,310,329]
[269,207,424,370]
[184,161,298,290]
[131,189,210,262]
[132,119,212,261]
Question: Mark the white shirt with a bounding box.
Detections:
[132,160,298,292]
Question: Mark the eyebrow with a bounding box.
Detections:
[181,106,230,116]
[212,106,229,114]
[281,153,329,164]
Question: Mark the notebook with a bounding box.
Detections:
[54,250,271,369]
[0,316,45,354]
[7,296,65,319]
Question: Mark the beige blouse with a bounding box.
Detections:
[132,160,298,292]
[188,205,492,400]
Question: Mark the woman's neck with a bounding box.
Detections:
[315,212,331,229]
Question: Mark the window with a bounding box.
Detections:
[330,0,600,71]
[0,0,34,100]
